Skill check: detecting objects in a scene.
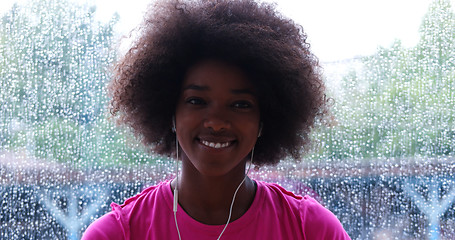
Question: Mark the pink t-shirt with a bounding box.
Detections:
[82,181,350,240]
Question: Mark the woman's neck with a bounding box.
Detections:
[171,160,256,225]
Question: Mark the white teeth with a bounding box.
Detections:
[201,140,231,149]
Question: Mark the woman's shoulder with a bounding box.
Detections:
[257,181,330,213]
[81,210,126,240]
[120,181,169,209]
[257,181,351,240]
[299,195,351,239]
[81,181,171,240]
[256,181,304,206]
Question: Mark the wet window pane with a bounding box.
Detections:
[1,0,454,239]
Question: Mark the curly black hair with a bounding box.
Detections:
[109,0,326,166]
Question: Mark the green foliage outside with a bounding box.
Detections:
[0,0,157,167]
[311,0,455,161]
[1,0,453,166]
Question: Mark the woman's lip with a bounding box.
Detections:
[197,138,236,149]
[196,136,236,143]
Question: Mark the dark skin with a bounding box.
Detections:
[171,159,256,225]
[170,60,260,225]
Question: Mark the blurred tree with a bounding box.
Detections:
[1,1,116,124]
[0,0,153,166]
[314,0,455,161]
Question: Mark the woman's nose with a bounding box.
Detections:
[203,108,231,132]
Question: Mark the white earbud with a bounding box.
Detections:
[258,123,263,137]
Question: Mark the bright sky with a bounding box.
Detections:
[1,0,454,62]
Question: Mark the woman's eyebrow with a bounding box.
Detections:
[183,84,209,91]
[231,88,255,95]
[183,84,255,96]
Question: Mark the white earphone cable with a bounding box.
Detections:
[173,139,254,240]
[216,149,253,240]
[174,135,181,240]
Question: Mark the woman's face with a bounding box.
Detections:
[175,60,261,177]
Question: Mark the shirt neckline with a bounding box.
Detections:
[162,180,263,235]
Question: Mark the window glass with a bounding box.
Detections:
[1,0,454,239]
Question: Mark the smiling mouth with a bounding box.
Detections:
[200,140,233,149]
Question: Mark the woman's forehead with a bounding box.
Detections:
[182,60,256,92]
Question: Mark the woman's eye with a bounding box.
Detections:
[232,101,253,109]
[186,98,205,105]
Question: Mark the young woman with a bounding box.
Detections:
[83,0,351,239]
